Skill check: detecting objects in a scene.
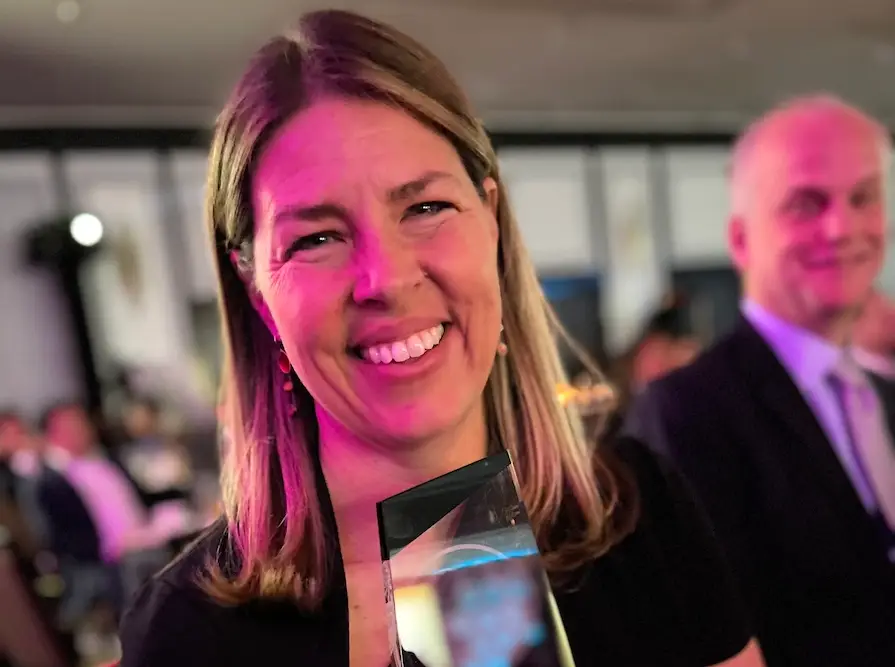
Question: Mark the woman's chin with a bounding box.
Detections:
[353,398,486,460]
[364,411,461,449]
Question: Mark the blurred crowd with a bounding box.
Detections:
[0,392,219,666]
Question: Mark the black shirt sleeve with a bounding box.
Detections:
[611,435,752,666]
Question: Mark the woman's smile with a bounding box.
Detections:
[351,323,455,382]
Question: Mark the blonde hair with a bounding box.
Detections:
[204,9,634,609]
[729,93,892,218]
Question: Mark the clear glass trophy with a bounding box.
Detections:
[377,450,576,667]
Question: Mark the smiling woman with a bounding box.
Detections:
[118,9,763,667]
[250,98,504,446]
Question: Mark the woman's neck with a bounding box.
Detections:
[318,404,489,567]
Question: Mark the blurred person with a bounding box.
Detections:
[598,293,700,442]
[0,410,42,481]
[34,402,196,627]
[36,402,195,562]
[118,395,193,498]
[627,95,895,665]
[0,410,45,555]
[120,11,762,667]
[852,287,895,379]
[618,292,700,403]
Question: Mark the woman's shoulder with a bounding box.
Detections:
[118,519,241,666]
[602,431,708,531]
[120,519,333,666]
[596,433,734,576]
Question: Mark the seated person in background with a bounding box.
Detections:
[34,402,197,625]
[119,10,763,666]
[0,410,45,555]
[117,395,193,501]
[36,402,197,563]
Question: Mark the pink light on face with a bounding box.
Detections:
[250,97,503,448]
[735,101,887,329]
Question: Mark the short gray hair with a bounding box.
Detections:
[729,94,892,218]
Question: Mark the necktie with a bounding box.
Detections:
[827,357,895,530]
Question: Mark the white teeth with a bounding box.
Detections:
[392,342,410,363]
[407,334,426,358]
[363,324,445,364]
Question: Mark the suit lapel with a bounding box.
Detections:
[728,318,873,521]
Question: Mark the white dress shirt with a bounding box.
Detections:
[9,450,41,478]
[743,301,885,512]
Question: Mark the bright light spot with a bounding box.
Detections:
[56,1,81,23]
[70,213,103,247]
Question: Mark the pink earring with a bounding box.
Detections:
[497,324,508,357]
[276,344,297,414]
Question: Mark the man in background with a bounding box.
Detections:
[34,402,196,627]
[626,95,895,665]
[853,287,895,378]
[0,411,45,553]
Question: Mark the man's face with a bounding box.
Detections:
[730,108,887,331]
[0,417,26,457]
[47,406,95,457]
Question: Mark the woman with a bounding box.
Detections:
[120,10,763,667]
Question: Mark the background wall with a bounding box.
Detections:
[0,153,82,417]
[3,138,895,417]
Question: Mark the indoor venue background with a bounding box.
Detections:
[4,0,895,422]
[2,1,895,666]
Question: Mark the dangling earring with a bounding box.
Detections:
[276,341,297,415]
[497,324,508,357]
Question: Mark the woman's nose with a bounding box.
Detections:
[351,233,424,305]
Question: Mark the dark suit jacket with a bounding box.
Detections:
[625,317,895,667]
[33,458,166,565]
[0,462,44,556]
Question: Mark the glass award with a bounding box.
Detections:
[377,450,576,667]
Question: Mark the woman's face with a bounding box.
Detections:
[250,97,502,447]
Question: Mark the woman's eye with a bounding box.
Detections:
[405,200,456,219]
[284,232,342,258]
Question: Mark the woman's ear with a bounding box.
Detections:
[482,177,499,216]
[229,250,280,340]
[482,177,499,240]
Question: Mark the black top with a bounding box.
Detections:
[119,436,750,666]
